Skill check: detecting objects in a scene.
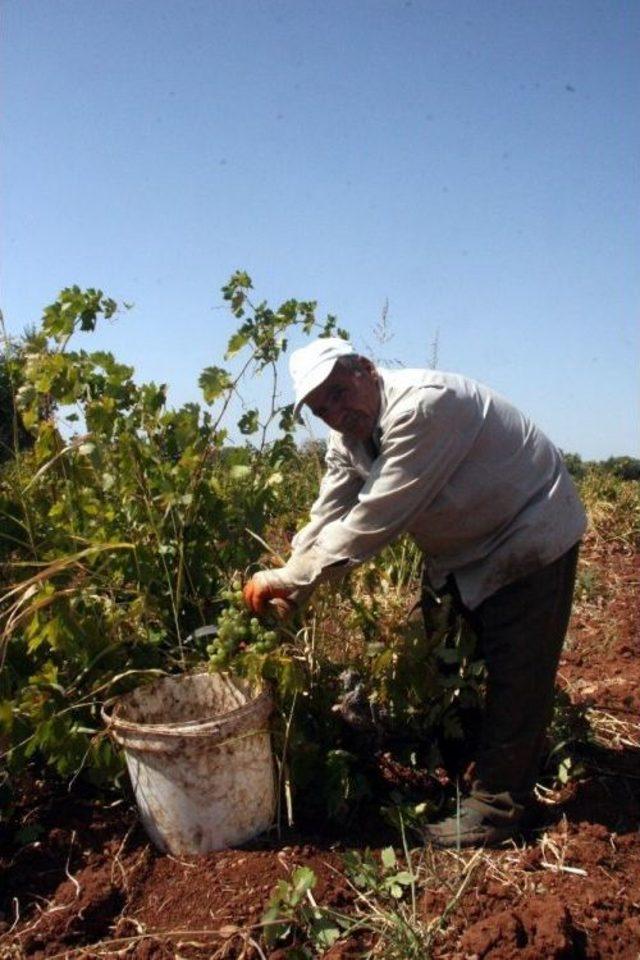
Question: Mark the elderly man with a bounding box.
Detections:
[243,338,586,846]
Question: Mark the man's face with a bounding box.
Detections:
[304,358,381,440]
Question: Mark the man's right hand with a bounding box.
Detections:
[243,571,296,618]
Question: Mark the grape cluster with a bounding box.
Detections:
[207,580,279,671]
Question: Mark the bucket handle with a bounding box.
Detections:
[101,694,123,730]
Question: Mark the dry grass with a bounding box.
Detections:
[584,709,640,750]
[580,474,640,546]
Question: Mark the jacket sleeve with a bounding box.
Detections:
[290,440,364,552]
[269,386,481,594]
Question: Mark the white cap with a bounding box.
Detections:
[289,337,355,417]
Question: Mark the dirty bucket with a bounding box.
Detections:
[102,671,276,855]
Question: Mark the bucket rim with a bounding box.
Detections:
[101,672,273,738]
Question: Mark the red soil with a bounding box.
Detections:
[1,534,638,959]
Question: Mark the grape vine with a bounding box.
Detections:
[207,581,279,670]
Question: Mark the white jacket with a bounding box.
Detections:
[271,367,586,609]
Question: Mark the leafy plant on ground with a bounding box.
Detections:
[542,689,592,788]
[343,846,416,901]
[261,866,348,956]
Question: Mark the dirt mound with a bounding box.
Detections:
[461,895,577,959]
[127,846,352,933]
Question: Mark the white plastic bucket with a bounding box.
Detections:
[102,671,276,854]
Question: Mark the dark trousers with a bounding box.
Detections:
[423,542,580,811]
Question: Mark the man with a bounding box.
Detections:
[243,337,586,847]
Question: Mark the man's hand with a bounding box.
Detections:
[243,572,296,618]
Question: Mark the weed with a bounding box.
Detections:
[261,866,348,955]
[575,564,605,603]
[343,846,416,901]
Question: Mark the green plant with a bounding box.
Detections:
[0,276,342,800]
[343,846,416,901]
[338,820,481,960]
[542,689,592,788]
[574,564,605,603]
[261,866,346,955]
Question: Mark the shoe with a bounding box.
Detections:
[425,800,522,849]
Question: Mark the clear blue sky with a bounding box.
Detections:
[3,0,638,459]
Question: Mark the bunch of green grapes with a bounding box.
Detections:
[207,580,279,670]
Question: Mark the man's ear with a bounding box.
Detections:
[358,356,376,373]
[358,357,378,377]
